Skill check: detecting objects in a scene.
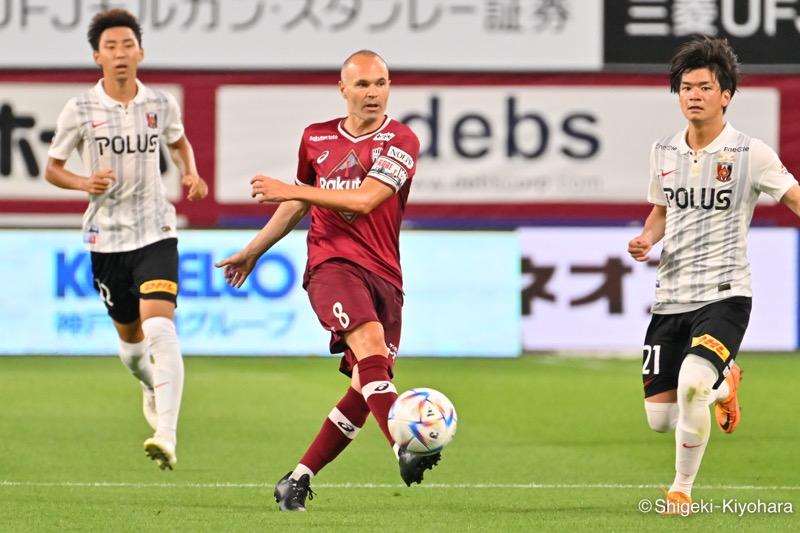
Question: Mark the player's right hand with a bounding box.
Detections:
[627,236,653,262]
[84,168,116,195]
[214,251,258,289]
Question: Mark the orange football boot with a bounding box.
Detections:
[659,487,692,515]
[715,362,742,434]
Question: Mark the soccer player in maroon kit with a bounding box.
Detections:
[215,50,438,511]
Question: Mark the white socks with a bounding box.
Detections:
[644,401,679,433]
[292,464,315,481]
[142,316,184,443]
[670,354,722,497]
[118,339,154,388]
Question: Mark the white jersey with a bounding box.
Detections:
[647,122,796,313]
[48,79,184,253]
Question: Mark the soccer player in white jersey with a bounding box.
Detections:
[628,36,800,514]
[45,9,208,471]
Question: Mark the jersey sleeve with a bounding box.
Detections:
[750,140,797,202]
[646,142,667,205]
[366,128,420,193]
[294,128,316,187]
[161,91,185,145]
[47,100,81,161]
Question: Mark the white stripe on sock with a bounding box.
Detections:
[327,407,361,439]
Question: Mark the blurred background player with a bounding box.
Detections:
[45,9,208,471]
[215,50,438,511]
[627,36,800,514]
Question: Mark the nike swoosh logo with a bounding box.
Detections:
[154,381,170,389]
[720,414,731,431]
[682,442,704,449]
[644,377,656,387]
[91,120,109,129]
[661,169,677,177]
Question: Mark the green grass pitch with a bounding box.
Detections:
[1,354,797,531]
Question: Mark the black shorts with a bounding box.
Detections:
[90,238,179,324]
[642,296,751,398]
[305,259,403,378]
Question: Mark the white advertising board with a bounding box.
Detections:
[0,229,520,357]
[0,0,601,71]
[520,227,798,352]
[215,85,779,203]
[0,83,182,200]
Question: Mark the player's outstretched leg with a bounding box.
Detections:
[274,472,314,511]
[715,362,742,434]
[398,449,441,486]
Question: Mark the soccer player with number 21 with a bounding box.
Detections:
[628,36,800,514]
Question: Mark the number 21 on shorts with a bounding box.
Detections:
[642,345,662,375]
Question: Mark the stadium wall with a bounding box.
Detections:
[2,71,800,228]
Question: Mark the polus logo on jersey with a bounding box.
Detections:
[95,134,159,155]
[716,154,734,182]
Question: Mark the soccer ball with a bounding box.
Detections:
[388,388,457,455]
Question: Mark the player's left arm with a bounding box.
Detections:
[251,175,393,215]
[167,135,208,201]
[253,131,418,213]
[780,184,800,217]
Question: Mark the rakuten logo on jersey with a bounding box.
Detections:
[319,176,363,189]
[96,134,159,155]
[310,135,339,141]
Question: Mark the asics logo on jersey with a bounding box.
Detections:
[91,120,109,128]
[663,187,732,211]
[95,134,159,156]
[337,422,355,432]
[317,151,329,163]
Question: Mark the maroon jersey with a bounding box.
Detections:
[296,116,420,292]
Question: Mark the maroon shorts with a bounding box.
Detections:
[306,259,403,377]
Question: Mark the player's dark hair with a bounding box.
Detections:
[87,9,142,51]
[668,36,740,97]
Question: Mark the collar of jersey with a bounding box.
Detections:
[677,121,736,155]
[94,78,146,108]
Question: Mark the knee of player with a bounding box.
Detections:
[644,401,678,433]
